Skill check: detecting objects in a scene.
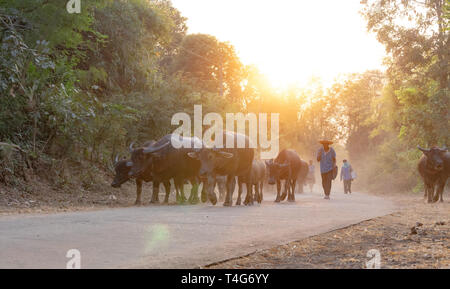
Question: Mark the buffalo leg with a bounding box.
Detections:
[254,183,261,204]
[187,178,194,203]
[434,180,445,203]
[189,179,200,204]
[243,176,252,205]
[174,179,186,204]
[224,175,235,207]
[236,177,243,206]
[289,179,296,202]
[425,182,435,203]
[280,182,287,201]
[180,181,187,203]
[151,181,160,204]
[218,181,226,202]
[260,182,264,202]
[287,179,292,201]
[286,180,292,201]
[275,180,281,202]
[280,180,289,201]
[175,186,180,203]
[135,179,143,206]
[174,181,180,203]
[174,179,180,203]
[200,181,208,203]
[231,178,236,194]
[163,181,171,204]
[244,180,253,206]
[215,180,226,202]
[207,177,218,205]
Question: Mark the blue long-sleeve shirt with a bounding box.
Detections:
[317,147,336,174]
[340,164,353,181]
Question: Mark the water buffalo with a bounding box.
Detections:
[187,131,255,206]
[111,141,159,205]
[127,135,172,203]
[129,135,204,204]
[266,149,302,202]
[249,159,266,204]
[417,146,449,203]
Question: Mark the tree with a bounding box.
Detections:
[362,0,449,147]
[333,71,384,161]
[171,34,244,103]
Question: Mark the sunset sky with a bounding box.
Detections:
[171,0,386,87]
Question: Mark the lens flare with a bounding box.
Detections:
[144,224,170,253]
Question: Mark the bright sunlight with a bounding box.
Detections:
[172,0,386,87]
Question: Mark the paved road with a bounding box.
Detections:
[0,190,397,268]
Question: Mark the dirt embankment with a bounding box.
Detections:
[0,167,145,215]
[208,197,449,269]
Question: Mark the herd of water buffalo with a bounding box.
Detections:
[111,131,308,206]
[111,131,449,206]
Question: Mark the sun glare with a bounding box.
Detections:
[171,0,386,88]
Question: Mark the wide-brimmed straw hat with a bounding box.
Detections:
[319,140,334,145]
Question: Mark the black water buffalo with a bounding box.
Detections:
[111,141,158,205]
[417,146,449,203]
[249,159,266,204]
[266,149,302,202]
[187,131,255,206]
[129,135,203,204]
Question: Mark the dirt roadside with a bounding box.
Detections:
[0,171,157,216]
[207,196,449,269]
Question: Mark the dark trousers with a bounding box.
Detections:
[321,170,333,196]
[344,180,352,194]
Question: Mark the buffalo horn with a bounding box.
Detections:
[129,142,135,152]
[417,145,430,153]
[143,141,170,154]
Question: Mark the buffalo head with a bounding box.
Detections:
[111,154,133,188]
[187,148,233,177]
[265,159,289,185]
[418,145,447,172]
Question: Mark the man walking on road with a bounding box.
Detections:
[317,140,336,199]
[340,159,353,194]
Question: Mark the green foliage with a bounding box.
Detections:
[357,0,450,192]
[171,34,244,102]
[0,0,447,197]
[0,0,239,185]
